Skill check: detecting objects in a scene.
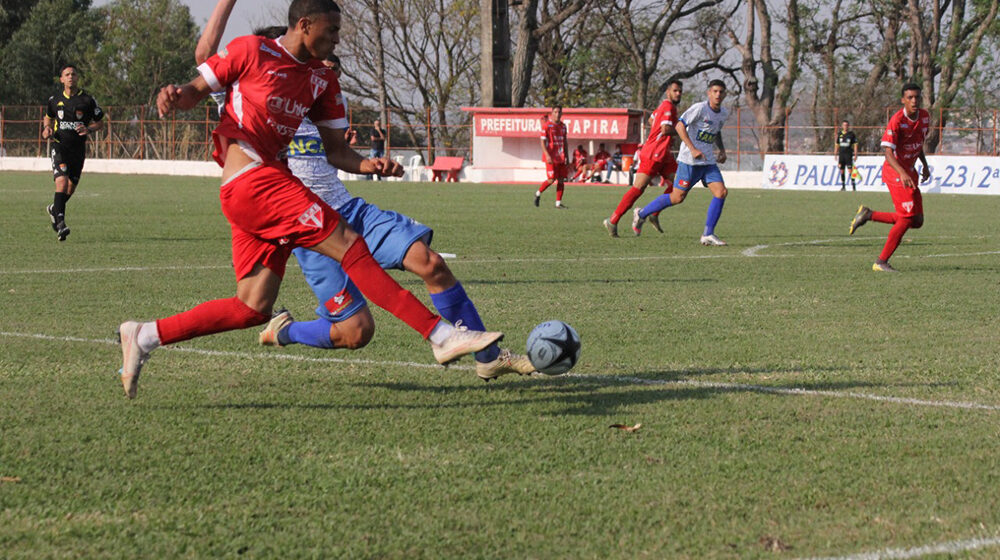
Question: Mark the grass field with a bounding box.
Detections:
[2,170,1000,559]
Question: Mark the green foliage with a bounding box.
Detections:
[3,173,1000,557]
[0,0,99,104]
[83,0,198,107]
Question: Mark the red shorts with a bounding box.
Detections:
[883,168,923,217]
[546,161,568,180]
[637,144,678,185]
[220,161,341,280]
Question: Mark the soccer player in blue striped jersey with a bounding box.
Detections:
[632,80,731,246]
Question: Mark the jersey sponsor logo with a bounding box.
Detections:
[219,46,229,58]
[695,130,717,144]
[310,74,329,99]
[324,289,354,315]
[266,70,288,79]
[298,203,324,229]
[267,96,309,118]
[75,110,84,119]
[900,123,909,129]
[269,119,299,136]
[288,136,325,157]
[259,42,282,58]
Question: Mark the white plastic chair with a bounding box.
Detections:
[390,155,405,181]
[405,154,425,181]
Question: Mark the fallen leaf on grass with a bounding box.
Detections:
[759,536,791,552]
[609,423,642,432]
[1,476,22,483]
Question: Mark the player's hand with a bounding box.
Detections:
[75,123,88,136]
[920,165,931,183]
[716,150,727,164]
[156,84,183,118]
[901,174,916,189]
[42,125,53,139]
[690,148,704,160]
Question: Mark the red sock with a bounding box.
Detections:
[871,211,896,224]
[611,187,644,224]
[156,297,269,345]
[340,238,440,338]
[538,180,551,193]
[879,217,911,261]
[556,184,564,202]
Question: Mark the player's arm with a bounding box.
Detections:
[675,121,703,160]
[318,125,402,177]
[195,0,237,65]
[539,136,550,163]
[42,115,54,139]
[156,76,213,118]
[852,137,857,161]
[917,149,930,182]
[714,132,727,164]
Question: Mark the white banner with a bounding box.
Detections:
[762,154,1000,195]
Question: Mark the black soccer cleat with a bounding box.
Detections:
[46,205,58,232]
[56,220,70,242]
[849,205,872,235]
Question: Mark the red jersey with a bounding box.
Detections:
[645,98,679,154]
[572,147,588,167]
[594,149,611,164]
[198,35,347,165]
[881,108,929,175]
[541,120,567,164]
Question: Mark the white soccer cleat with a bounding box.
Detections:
[602,218,619,238]
[631,207,645,236]
[476,348,537,381]
[431,326,504,365]
[872,260,899,272]
[118,321,150,399]
[700,234,727,246]
[259,308,294,347]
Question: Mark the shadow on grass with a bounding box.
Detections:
[189,368,954,416]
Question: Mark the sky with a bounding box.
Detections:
[92,0,284,47]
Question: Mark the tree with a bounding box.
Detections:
[84,0,198,108]
[0,0,99,104]
[728,0,804,153]
[510,0,588,107]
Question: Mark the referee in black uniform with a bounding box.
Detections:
[835,120,858,191]
[42,64,104,241]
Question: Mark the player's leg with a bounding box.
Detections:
[555,178,566,208]
[838,163,846,190]
[536,164,556,206]
[648,159,678,233]
[700,166,728,246]
[634,163,689,235]
[606,171,651,236]
[261,247,375,350]
[873,181,922,271]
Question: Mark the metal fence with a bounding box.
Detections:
[3,104,998,171]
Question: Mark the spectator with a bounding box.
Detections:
[367,118,386,180]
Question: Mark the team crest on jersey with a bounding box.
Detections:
[324,289,354,315]
[902,201,914,213]
[57,109,64,120]
[298,203,324,228]
[310,74,329,99]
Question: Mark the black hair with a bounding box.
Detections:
[552,105,563,111]
[708,79,726,90]
[59,64,78,75]
[666,78,683,89]
[901,82,921,96]
[325,53,341,65]
[253,26,286,39]
[288,0,340,27]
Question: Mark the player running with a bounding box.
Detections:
[848,83,930,272]
[835,120,858,191]
[195,0,534,381]
[632,79,731,246]
[42,64,104,242]
[603,79,682,237]
[534,106,569,209]
[116,0,502,398]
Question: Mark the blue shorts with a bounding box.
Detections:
[292,197,433,322]
[674,163,724,191]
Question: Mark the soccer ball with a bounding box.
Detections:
[526,320,581,375]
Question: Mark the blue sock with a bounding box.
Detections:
[704,197,725,236]
[429,282,500,362]
[638,194,673,219]
[282,318,336,349]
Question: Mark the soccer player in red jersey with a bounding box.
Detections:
[603,79,682,237]
[570,144,589,181]
[115,0,502,398]
[849,83,931,272]
[534,106,569,209]
[589,143,611,183]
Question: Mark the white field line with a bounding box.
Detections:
[799,534,1000,560]
[4,331,999,412]
[2,242,997,275]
